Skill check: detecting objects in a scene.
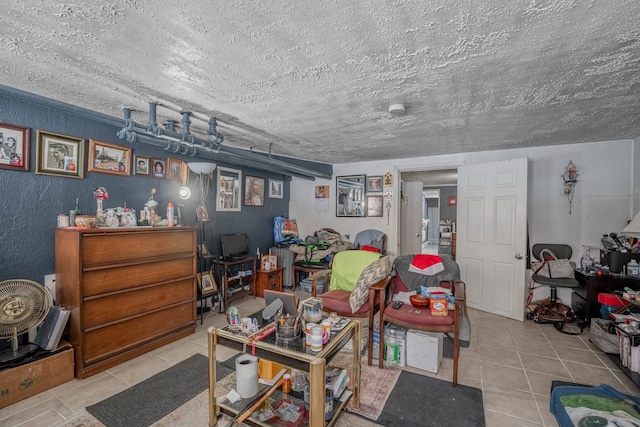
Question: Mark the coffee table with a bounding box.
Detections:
[207,317,361,426]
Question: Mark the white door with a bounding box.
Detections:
[457,157,528,321]
[400,181,424,255]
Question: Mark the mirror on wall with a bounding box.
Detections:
[216,167,242,212]
[336,175,365,217]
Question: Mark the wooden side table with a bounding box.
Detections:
[255,267,283,297]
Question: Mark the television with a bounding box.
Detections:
[220,233,250,260]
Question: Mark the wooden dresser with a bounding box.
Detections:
[55,227,197,379]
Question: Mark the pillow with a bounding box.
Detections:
[349,255,391,313]
[359,244,380,253]
[330,250,382,292]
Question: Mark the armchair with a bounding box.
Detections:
[380,274,466,386]
[353,229,387,254]
[308,250,391,366]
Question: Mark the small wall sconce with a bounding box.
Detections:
[562,160,579,215]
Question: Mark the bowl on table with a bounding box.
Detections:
[74,215,97,228]
[409,294,430,309]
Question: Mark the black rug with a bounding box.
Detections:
[86,354,232,427]
[376,370,484,427]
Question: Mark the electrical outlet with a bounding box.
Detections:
[44,274,56,299]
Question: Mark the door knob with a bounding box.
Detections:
[416,233,420,238]
[515,253,523,259]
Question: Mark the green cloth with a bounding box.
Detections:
[330,250,381,292]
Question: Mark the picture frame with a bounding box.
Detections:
[366,175,383,193]
[35,130,84,178]
[168,157,187,184]
[217,167,242,211]
[336,175,366,217]
[88,139,131,176]
[261,255,278,270]
[198,242,210,256]
[0,122,30,172]
[269,255,278,270]
[261,255,271,270]
[268,179,284,199]
[315,185,329,199]
[244,176,265,206]
[151,158,167,179]
[134,155,150,176]
[196,204,209,221]
[447,196,457,207]
[367,195,384,217]
[197,271,217,295]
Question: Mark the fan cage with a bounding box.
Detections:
[0,279,52,338]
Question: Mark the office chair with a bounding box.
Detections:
[531,243,580,303]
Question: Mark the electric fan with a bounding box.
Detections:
[0,279,52,363]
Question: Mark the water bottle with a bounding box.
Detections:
[384,334,399,368]
[167,202,175,226]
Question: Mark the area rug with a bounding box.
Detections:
[86,354,232,427]
[378,370,484,426]
[329,351,402,420]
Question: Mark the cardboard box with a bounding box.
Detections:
[406,330,443,373]
[0,340,74,409]
[258,359,284,381]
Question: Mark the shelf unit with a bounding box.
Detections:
[438,221,455,258]
[196,221,217,323]
[213,257,257,313]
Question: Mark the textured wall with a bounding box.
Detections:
[0,95,289,284]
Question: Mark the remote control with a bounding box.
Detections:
[392,301,403,309]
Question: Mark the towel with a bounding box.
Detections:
[409,254,445,276]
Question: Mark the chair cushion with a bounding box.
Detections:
[349,255,390,313]
[384,303,455,327]
[320,290,380,315]
[329,250,381,292]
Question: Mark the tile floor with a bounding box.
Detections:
[1,291,639,427]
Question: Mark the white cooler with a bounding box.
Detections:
[406,330,443,373]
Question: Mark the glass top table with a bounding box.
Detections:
[207,314,361,426]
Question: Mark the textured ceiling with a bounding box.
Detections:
[2,1,639,165]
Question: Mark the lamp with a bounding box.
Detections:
[187,162,217,221]
[622,213,640,238]
[187,162,217,175]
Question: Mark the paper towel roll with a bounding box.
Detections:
[235,354,259,398]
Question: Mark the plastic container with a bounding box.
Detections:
[600,304,620,319]
[628,260,640,276]
[598,293,626,307]
[310,326,323,352]
[300,280,324,294]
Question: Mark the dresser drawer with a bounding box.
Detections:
[82,257,193,296]
[83,278,195,329]
[82,302,195,364]
[81,229,195,266]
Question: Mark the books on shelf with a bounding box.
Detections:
[34,306,70,351]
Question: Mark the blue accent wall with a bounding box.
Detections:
[0,91,301,283]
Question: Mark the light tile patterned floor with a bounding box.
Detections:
[1,291,638,427]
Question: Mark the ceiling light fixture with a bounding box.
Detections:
[388,103,406,115]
